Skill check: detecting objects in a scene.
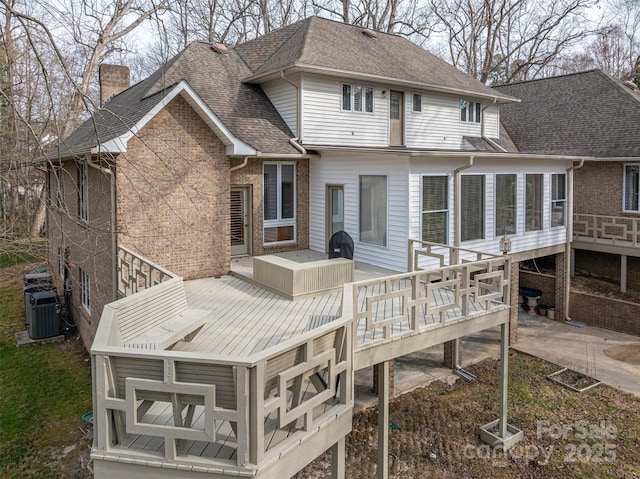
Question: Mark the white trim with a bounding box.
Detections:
[340,82,375,114]
[80,268,91,314]
[263,162,297,245]
[420,174,450,244]
[494,173,517,237]
[623,163,640,213]
[524,173,544,233]
[93,80,257,156]
[550,173,567,229]
[411,92,422,113]
[460,173,486,242]
[358,174,389,247]
[78,161,89,222]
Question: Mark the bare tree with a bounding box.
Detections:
[426,0,597,84]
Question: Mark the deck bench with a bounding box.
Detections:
[113,277,211,350]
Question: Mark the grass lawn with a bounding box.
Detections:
[0,248,92,478]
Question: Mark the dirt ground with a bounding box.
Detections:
[294,352,640,479]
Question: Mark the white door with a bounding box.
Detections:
[230,187,250,256]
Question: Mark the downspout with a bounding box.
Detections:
[565,159,585,322]
[230,156,249,172]
[85,156,118,301]
[280,70,307,155]
[481,98,507,153]
[453,156,474,264]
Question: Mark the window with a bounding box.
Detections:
[460,100,481,123]
[422,176,448,243]
[49,167,64,208]
[80,268,90,313]
[359,175,387,246]
[263,163,296,244]
[412,93,422,112]
[342,83,374,112]
[525,174,543,232]
[461,175,485,241]
[496,174,517,235]
[624,164,640,212]
[77,161,88,221]
[551,174,566,227]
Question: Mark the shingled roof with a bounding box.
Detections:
[50,16,520,160]
[495,70,640,157]
[240,17,516,103]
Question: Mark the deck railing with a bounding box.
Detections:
[407,238,501,271]
[573,214,640,248]
[92,276,352,474]
[352,253,510,352]
[116,245,177,297]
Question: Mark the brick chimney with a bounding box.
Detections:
[99,64,130,106]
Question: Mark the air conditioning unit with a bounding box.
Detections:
[27,291,60,340]
[23,273,53,326]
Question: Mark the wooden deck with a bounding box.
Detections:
[92,244,511,478]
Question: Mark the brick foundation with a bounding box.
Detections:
[443,339,461,369]
[570,291,640,336]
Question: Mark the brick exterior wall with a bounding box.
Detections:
[574,161,624,217]
[519,253,566,322]
[555,252,566,321]
[230,157,309,257]
[570,292,640,336]
[116,95,231,280]
[46,158,114,346]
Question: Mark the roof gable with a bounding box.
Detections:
[495,70,640,158]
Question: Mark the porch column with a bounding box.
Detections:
[331,437,346,479]
[621,255,628,293]
[555,252,566,322]
[377,360,390,479]
[443,339,460,369]
[509,261,520,344]
[373,360,394,397]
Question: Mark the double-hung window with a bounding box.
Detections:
[49,166,64,208]
[460,100,481,123]
[80,268,90,313]
[624,164,640,212]
[461,175,485,241]
[263,163,296,244]
[342,83,374,112]
[421,176,448,244]
[525,174,543,232]
[496,174,517,235]
[359,175,387,246]
[551,174,566,227]
[77,161,89,222]
[412,93,422,112]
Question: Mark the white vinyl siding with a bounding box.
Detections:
[302,74,388,147]
[309,154,409,272]
[404,92,497,149]
[262,79,298,136]
[410,159,568,261]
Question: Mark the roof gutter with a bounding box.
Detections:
[564,159,585,322]
[280,70,307,155]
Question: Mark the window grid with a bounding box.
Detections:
[460,100,481,123]
[495,174,517,236]
[551,174,566,227]
[421,176,449,244]
[341,83,374,113]
[461,175,485,241]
